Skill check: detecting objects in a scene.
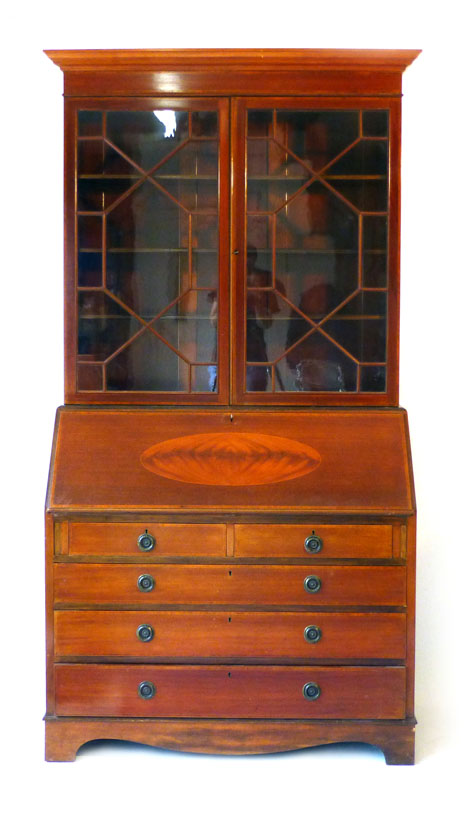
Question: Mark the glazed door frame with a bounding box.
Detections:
[64,96,230,404]
[231,96,401,406]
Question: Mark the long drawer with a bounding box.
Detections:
[53,564,407,607]
[66,523,226,557]
[54,664,406,719]
[234,524,394,558]
[54,610,406,660]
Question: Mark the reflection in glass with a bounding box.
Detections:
[279,332,357,392]
[106,111,189,170]
[107,330,189,391]
[276,110,358,171]
[76,106,220,394]
[78,110,102,137]
[360,365,386,392]
[77,291,141,364]
[244,106,390,393]
[154,291,217,363]
[322,291,387,363]
[362,110,389,138]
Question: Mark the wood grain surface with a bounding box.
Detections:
[53,563,407,607]
[54,610,406,660]
[54,664,407,719]
[48,408,413,513]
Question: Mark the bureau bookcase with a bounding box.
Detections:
[44,49,419,764]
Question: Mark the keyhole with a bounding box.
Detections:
[228,616,231,622]
[228,570,232,576]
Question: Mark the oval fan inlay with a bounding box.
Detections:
[140,432,321,486]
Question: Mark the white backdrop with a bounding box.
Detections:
[1,2,468,809]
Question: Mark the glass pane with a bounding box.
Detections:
[192,111,218,138]
[78,110,102,137]
[360,365,386,392]
[78,215,102,250]
[247,290,313,364]
[276,182,358,249]
[246,364,271,392]
[247,110,273,137]
[328,141,388,175]
[193,250,218,288]
[106,251,188,319]
[154,140,218,177]
[77,291,141,361]
[276,332,357,392]
[153,177,218,213]
[106,110,189,171]
[276,111,358,171]
[78,251,102,288]
[77,141,140,212]
[154,291,217,364]
[244,106,390,395]
[107,181,185,250]
[362,110,389,137]
[322,292,387,362]
[192,365,217,392]
[76,107,220,396]
[192,214,218,250]
[326,140,388,212]
[276,252,358,317]
[107,330,190,392]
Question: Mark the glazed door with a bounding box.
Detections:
[231,98,400,405]
[66,98,229,403]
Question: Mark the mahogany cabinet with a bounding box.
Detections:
[44,49,419,763]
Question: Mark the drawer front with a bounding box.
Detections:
[67,522,226,557]
[54,664,406,719]
[234,524,393,558]
[54,564,406,607]
[54,610,406,660]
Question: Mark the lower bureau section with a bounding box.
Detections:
[54,665,406,719]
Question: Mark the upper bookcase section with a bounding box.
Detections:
[45,49,420,97]
[46,49,420,406]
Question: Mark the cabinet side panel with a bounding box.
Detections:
[406,513,416,717]
[45,513,55,715]
[64,100,77,402]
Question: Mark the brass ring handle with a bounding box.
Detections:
[304,575,322,594]
[304,625,322,643]
[304,534,323,553]
[136,624,154,642]
[137,532,156,552]
[137,574,155,592]
[138,681,156,699]
[303,682,321,701]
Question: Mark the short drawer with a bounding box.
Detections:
[234,524,394,558]
[53,564,406,607]
[54,664,406,719]
[54,610,406,660]
[66,522,226,557]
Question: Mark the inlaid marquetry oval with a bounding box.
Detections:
[140,432,321,486]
